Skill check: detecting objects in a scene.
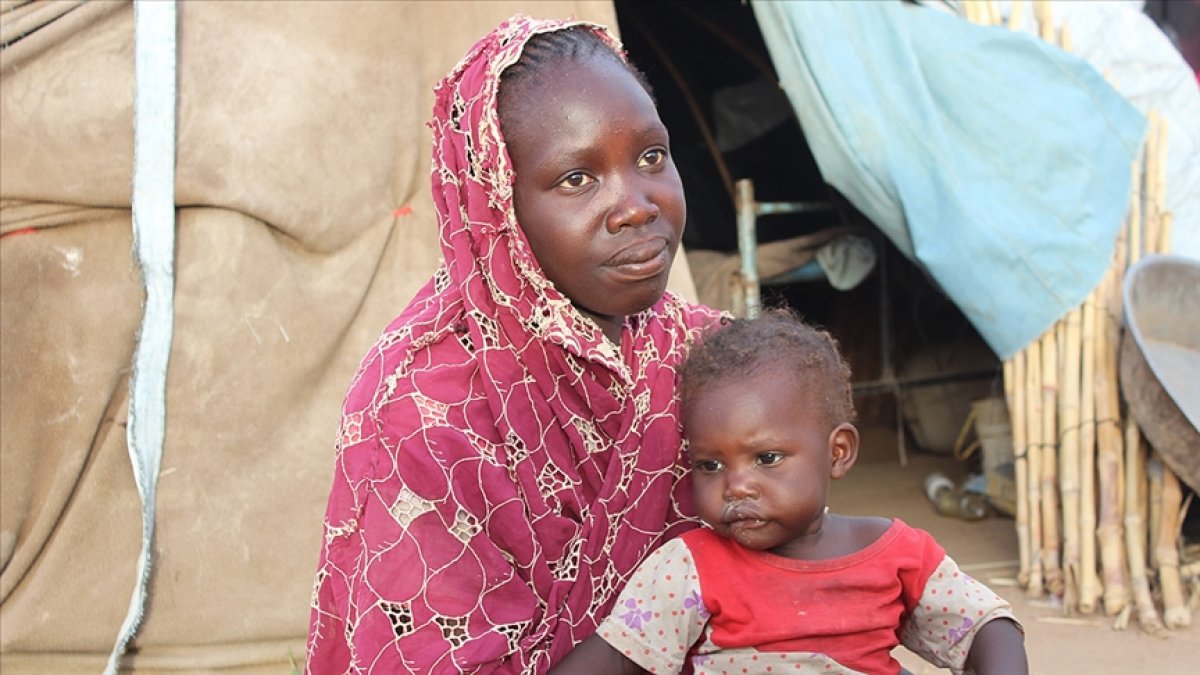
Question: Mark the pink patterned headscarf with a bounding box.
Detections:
[306,15,721,674]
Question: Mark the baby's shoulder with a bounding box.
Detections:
[838,514,895,547]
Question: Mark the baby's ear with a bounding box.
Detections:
[829,423,859,480]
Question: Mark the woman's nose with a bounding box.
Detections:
[605,178,659,233]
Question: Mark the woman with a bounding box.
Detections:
[307,15,721,673]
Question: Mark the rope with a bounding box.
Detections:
[106,1,177,672]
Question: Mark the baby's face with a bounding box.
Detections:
[684,368,834,556]
[503,53,685,338]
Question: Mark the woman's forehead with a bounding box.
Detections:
[500,55,657,145]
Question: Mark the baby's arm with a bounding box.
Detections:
[549,635,643,675]
[898,542,1025,675]
[964,617,1027,675]
[550,536,709,674]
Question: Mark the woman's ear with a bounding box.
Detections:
[829,423,859,480]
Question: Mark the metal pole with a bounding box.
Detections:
[736,178,761,318]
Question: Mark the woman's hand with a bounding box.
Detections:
[964,618,1028,675]
[548,635,644,675]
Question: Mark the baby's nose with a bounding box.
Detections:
[723,471,758,500]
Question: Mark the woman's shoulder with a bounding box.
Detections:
[342,297,479,413]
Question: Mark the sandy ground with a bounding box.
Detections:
[831,427,1200,675]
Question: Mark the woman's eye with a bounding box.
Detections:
[557,172,593,189]
[639,148,667,167]
[758,452,784,466]
[694,460,722,473]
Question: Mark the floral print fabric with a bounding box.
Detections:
[305,15,721,674]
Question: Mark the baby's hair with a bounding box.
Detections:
[498,26,653,123]
[680,307,856,431]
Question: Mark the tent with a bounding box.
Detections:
[0,1,662,670]
[1,0,1194,670]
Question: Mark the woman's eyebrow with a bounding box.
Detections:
[636,120,670,140]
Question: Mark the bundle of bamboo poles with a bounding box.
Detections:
[967,0,1196,631]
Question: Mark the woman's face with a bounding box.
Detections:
[684,367,852,558]
[502,53,686,342]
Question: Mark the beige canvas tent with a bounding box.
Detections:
[0,1,703,670]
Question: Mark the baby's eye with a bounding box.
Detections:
[757,452,784,466]
[638,148,667,168]
[557,172,594,189]
[693,459,722,473]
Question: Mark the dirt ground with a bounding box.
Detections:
[835,424,1200,675]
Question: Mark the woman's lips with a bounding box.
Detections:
[606,238,669,279]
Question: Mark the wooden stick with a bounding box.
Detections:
[1149,457,1164,569]
[1094,267,1128,615]
[1116,130,1154,631]
[1008,0,1025,31]
[964,0,981,24]
[1078,289,1101,613]
[1157,469,1189,628]
[1151,114,1172,255]
[1006,352,1032,587]
[983,0,1001,26]
[1155,114,1169,234]
[1026,338,1045,597]
[1129,146,1145,267]
[1124,424,1164,634]
[1141,112,1190,629]
[1041,328,1063,597]
[1158,212,1174,256]
[1059,307,1083,611]
[1034,0,1056,43]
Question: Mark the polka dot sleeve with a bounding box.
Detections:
[900,555,1022,674]
[595,538,710,674]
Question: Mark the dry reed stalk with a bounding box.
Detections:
[1124,423,1164,633]
[1094,267,1128,615]
[1142,112,1190,629]
[1157,471,1191,628]
[983,0,1001,26]
[1158,212,1174,256]
[1034,0,1056,43]
[1142,115,1158,259]
[963,0,981,24]
[1007,0,1025,30]
[1149,457,1163,573]
[1059,307,1083,610]
[1078,290,1101,613]
[1040,329,1063,596]
[1115,135,1153,631]
[1150,115,1173,255]
[1026,338,1045,597]
[1147,114,1166,242]
[1006,352,1032,586]
[1129,153,1145,267]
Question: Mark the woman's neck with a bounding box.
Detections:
[576,306,624,345]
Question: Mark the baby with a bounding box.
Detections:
[552,308,1027,674]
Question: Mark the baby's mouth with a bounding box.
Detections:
[721,503,767,529]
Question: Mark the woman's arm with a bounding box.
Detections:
[964,618,1028,675]
[549,635,643,675]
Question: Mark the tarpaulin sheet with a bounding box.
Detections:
[752,0,1146,359]
[1,1,689,671]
